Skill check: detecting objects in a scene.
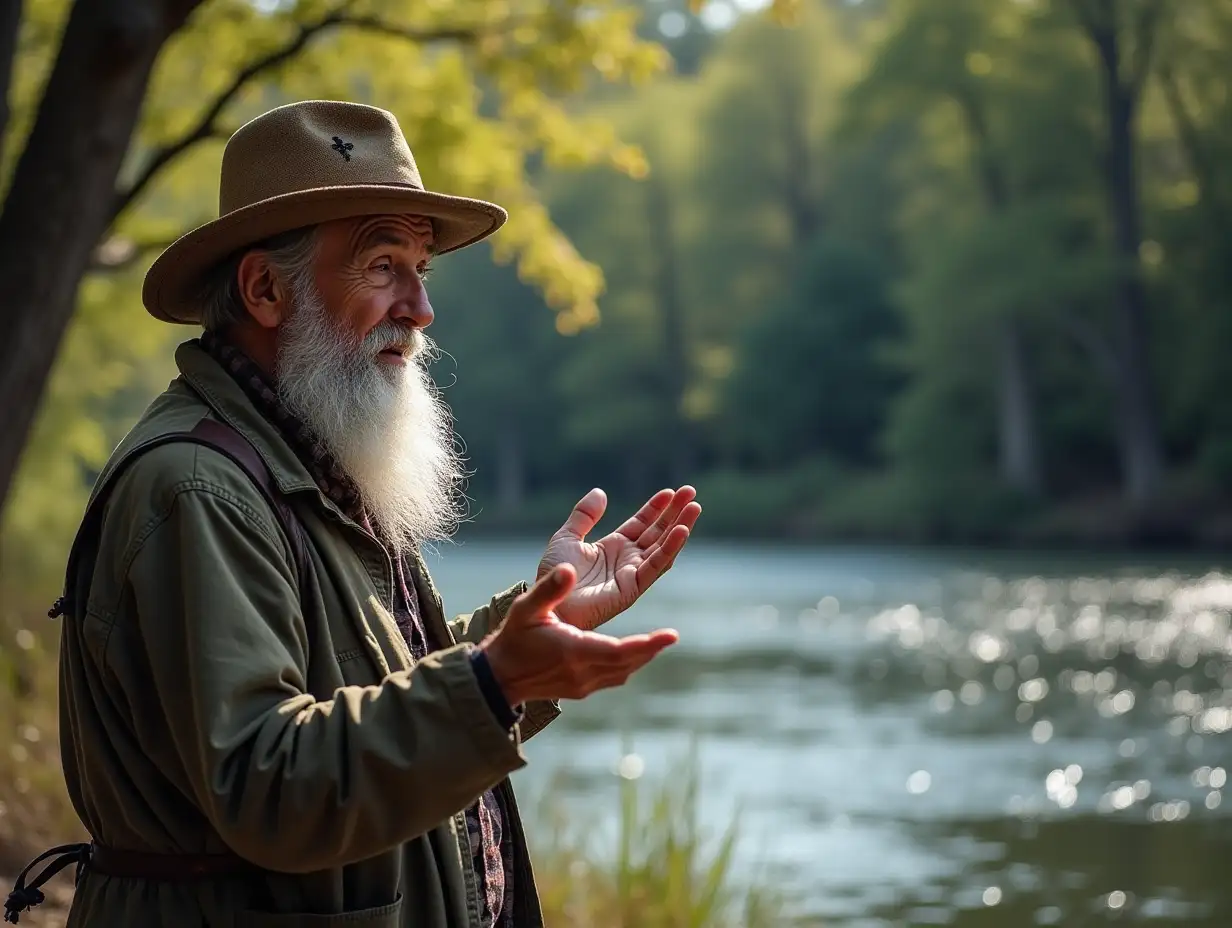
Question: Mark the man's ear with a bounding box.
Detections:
[237,250,289,329]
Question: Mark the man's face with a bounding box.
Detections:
[310,212,437,369]
[271,212,463,550]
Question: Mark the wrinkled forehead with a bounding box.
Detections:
[344,213,437,255]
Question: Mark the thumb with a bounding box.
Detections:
[506,563,576,629]
[559,488,607,540]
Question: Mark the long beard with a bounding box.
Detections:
[274,284,466,553]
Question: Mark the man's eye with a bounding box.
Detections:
[373,262,393,273]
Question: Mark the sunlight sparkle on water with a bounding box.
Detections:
[1036,905,1063,924]
[1107,891,1127,910]
[752,605,778,628]
[970,631,1006,662]
[907,770,932,795]
[1019,678,1048,702]
[1198,706,1232,733]
[1111,786,1135,810]
[1148,800,1191,822]
[1110,690,1135,714]
[959,680,984,705]
[1045,770,1078,809]
[1031,720,1053,743]
[982,886,1002,906]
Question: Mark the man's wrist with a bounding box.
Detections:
[470,648,523,731]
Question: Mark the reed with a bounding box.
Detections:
[530,742,789,928]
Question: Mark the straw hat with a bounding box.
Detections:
[142,100,508,324]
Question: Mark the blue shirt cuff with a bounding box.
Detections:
[470,649,523,731]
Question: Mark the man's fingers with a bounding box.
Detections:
[603,629,678,669]
[563,626,677,661]
[635,523,693,592]
[613,488,674,541]
[644,502,701,555]
[600,629,678,675]
[559,488,608,540]
[636,487,697,548]
[508,564,576,626]
[634,531,678,591]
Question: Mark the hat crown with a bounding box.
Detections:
[219,100,423,214]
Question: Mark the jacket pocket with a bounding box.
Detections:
[237,895,402,927]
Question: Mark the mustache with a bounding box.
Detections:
[361,324,429,358]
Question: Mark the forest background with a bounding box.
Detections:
[4,0,1232,608]
[0,1,1229,923]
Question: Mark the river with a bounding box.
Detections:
[422,539,1232,927]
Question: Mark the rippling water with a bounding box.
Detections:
[423,540,1232,927]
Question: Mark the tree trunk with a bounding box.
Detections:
[958,91,1044,496]
[998,319,1042,495]
[1098,43,1166,505]
[0,0,198,514]
[0,0,23,148]
[645,161,693,486]
[781,78,820,249]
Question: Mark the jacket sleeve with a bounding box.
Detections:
[448,587,563,740]
[447,584,524,645]
[118,483,527,874]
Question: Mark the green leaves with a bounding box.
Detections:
[0,0,681,588]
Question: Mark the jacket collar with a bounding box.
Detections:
[175,338,329,503]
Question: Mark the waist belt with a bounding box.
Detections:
[90,843,255,880]
[5,842,256,923]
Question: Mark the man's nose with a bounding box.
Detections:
[389,274,434,328]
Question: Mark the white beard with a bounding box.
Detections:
[274,283,465,553]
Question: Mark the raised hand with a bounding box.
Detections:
[478,564,678,707]
[537,486,701,631]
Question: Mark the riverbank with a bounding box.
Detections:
[458,466,1232,551]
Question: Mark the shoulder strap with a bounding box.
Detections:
[49,419,311,620]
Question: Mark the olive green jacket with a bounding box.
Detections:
[56,339,559,927]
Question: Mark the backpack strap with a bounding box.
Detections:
[49,418,310,620]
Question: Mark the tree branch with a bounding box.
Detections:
[88,234,180,272]
[109,12,491,223]
[1067,0,1105,43]
[1128,0,1165,96]
[110,12,347,222]
[1069,0,1119,76]
[0,0,22,149]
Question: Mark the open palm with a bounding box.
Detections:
[537,486,701,631]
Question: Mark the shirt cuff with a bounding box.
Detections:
[469,649,524,731]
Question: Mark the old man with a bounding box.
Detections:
[4,100,699,928]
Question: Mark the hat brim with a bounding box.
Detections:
[142,184,507,324]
